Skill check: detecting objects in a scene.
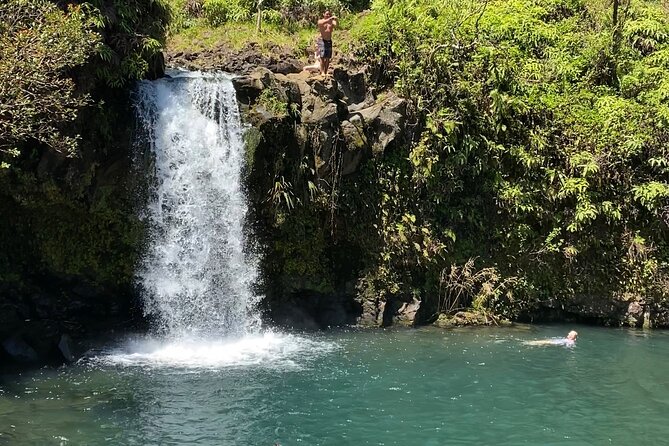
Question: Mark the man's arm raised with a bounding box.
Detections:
[318,16,338,25]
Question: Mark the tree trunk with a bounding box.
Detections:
[612,0,627,57]
[613,0,619,27]
[256,0,263,33]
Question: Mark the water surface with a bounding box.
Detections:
[1,325,668,445]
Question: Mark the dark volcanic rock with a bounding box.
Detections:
[166,43,305,76]
[626,301,645,327]
[237,66,410,328]
[0,277,137,365]
[267,61,302,75]
[241,67,407,182]
[265,291,360,330]
[2,336,39,363]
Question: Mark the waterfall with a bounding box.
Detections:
[134,71,260,339]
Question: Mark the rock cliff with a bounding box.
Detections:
[227,63,669,331]
[232,66,411,329]
[0,89,146,365]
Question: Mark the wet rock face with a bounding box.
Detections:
[264,291,362,330]
[388,297,421,327]
[0,279,138,366]
[650,306,669,328]
[355,295,424,328]
[357,295,386,327]
[235,67,407,181]
[230,65,411,329]
[626,301,645,327]
[2,336,39,363]
[512,294,669,328]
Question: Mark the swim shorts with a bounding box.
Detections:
[318,38,333,59]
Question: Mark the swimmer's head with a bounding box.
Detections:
[567,330,578,340]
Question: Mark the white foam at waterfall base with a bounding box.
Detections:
[92,332,338,370]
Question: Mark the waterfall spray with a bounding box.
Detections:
[134,72,260,338]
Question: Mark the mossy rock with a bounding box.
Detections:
[433,311,512,328]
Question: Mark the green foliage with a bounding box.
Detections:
[270,207,335,293]
[273,0,348,25]
[0,169,143,287]
[267,175,298,210]
[0,0,165,295]
[243,127,263,167]
[347,0,669,318]
[203,0,254,26]
[165,0,368,59]
[437,258,515,315]
[257,88,289,116]
[181,0,351,28]
[0,0,171,166]
[0,0,99,164]
[83,0,171,86]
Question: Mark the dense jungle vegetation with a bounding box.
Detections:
[0,0,170,289]
[349,0,669,321]
[253,0,669,323]
[1,0,668,325]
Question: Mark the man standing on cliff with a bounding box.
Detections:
[317,10,337,76]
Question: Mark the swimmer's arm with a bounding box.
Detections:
[524,340,555,346]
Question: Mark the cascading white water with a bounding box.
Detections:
[134,71,260,339]
[92,71,335,369]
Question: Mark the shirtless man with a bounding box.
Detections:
[317,10,338,76]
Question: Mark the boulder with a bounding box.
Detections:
[267,61,302,75]
[302,102,339,125]
[333,68,367,105]
[357,295,386,327]
[391,297,422,327]
[2,336,39,363]
[232,75,264,105]
[340,117,368,176]
[626,301,645,327]
[347,94,407,156]
[372,95,407,155]
[58,334,75,363]
[286,74,313,98]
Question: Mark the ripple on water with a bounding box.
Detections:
[4,326,669,445]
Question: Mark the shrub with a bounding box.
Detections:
[83,0,170,87]
[0,0,99,164]
[277,0,346,25]
[345,0,669,310]
[203,0,254,25]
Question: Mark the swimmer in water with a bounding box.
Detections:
[525,330,578,347]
